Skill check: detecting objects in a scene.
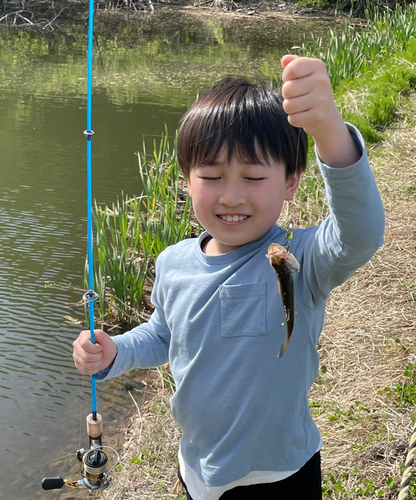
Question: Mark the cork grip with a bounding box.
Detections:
[86,413,103,439]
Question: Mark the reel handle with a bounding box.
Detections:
[41,477,65,490]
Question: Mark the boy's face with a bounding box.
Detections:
[188,147,301,256]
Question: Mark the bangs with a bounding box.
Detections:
[180,101,267,168]
[177,77,308,178]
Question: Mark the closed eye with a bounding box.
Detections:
[199,176,221,181]
[245,177,266,181]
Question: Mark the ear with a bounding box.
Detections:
[284,172,301,201]
[187,176,193,198]
[185,170,194,198]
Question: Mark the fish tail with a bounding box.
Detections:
[278,335,290,358]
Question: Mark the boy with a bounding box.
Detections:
[73,55,385,499]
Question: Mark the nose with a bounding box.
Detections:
[218,180,246,207]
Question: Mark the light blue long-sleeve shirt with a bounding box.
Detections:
[97,125,384,487]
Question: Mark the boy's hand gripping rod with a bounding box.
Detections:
[41,413,120,495]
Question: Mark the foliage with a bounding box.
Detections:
[137,129,198,263]
[292,5,416,145]
[300,4,416,89]
[334,48,416,141]
[379,364,416,406]
[322,468,388,497]
[89,195,150,328]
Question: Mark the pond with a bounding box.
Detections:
[0,9,338,499]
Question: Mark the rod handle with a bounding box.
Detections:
[86,412,103,439]
[41,477,65,490]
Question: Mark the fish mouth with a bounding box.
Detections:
[267,243,287,258]
[267,243,301,273]
[217,214,249,223]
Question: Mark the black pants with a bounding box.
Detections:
[179,451,322,500]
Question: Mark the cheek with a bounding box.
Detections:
[189,185,210,219]
[256,185,285,208]
[191,196,212,230]
[255,190,285,222]
[189,184,204,206]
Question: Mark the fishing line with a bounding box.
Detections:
[284,126,301,253]
[79,374,87,449]
[294,126,301,175]
[28,454,76,488]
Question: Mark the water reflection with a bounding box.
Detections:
[0,9,336,499]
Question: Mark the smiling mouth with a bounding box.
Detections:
[218,215,249,222]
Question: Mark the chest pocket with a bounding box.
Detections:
[219,282,267,337]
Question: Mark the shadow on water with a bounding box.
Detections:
[0,9,337,499]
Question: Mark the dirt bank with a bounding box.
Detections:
[0,0,352,30]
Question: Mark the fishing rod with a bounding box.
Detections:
[41,0,118,494]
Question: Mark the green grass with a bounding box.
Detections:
[333,42,416,141]
[379,364,416,407]
[137,129,198,262]
[294,4,416,146]
[300,4,416,89]
[322,469,388,497]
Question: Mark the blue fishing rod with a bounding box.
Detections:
[85,0,98,424]
[41,1,118,494]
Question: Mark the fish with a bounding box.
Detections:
[266,243,300,358]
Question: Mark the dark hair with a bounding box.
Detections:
[177,77,308,179]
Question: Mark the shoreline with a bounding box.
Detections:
[92,2,355,28]
[0,1,357,31]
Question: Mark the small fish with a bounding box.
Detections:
[267,243,300,358]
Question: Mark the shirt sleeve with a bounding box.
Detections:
[300,124,385,305]
[96,254,171,381]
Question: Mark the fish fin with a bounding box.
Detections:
[279,314,293,357]
[278,335,290,358]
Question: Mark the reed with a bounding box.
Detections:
[89,129,200,329]
[89,196,150,328]
[137,128,199,263]
[300,4,416,88]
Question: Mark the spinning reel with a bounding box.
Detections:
[41,413,119,497]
